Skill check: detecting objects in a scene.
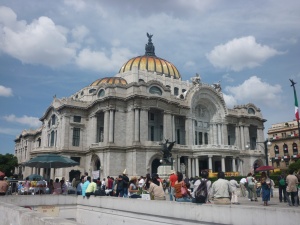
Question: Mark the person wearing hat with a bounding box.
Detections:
[122,169,129,198]
[169,170,177,201]
[0,176,9,196]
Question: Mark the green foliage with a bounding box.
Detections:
[0,154,18,177]
[288,160,300,173]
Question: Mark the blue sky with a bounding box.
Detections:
[0,0,300,155]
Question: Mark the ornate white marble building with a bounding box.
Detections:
[15,34,267,180]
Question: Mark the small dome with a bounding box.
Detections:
[118,33,181,79]
[90,77,127,86]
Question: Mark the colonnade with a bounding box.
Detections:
[174,155,243,178]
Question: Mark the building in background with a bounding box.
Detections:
[15,34,267,180]
[268,120,300,170]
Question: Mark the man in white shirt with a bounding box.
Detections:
[211,171,232,205]
[239,177,247,197]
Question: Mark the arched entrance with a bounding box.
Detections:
[151,158,161,174]
[91,154,101,179]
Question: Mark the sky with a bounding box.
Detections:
[0,0,300,155]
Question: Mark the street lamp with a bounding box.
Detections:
[245,139,272,166]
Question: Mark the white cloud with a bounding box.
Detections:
[222,74,234,82]
[0,85,13,97]
[206,36,283,71]
[223,93,238,108]
[224,76,283,107]
[71,25,89,42]
[4,114,41,128]
[0,6,76,67]
[76,47,136,72]
[0,127,21,136]
[63,0,86,12]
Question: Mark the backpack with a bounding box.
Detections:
[195,179,208,203]
[279,177,285,186]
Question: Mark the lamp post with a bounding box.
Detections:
[245,139,272,166]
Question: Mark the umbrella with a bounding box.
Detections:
[26,174,44,181]
[255,165,275,172]
[0,171,5,177]
[24,154,79,169]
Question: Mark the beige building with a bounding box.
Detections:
[267,120,300,170]
[15,34,267,180]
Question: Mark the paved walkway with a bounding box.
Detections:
[166,188,299,209]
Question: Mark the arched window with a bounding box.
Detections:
[292,142,298,155]
[89,88,96,94]
[98,89,105,97]
[81,91,84,96]
[51,115,56,125]
[248,108,255,114]
[174,87,179,96]
[274,145,279,157]
[283,143,288,156]
[149,86,162,96]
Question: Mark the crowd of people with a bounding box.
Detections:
[0,169,299,207]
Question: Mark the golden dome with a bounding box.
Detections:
[118,33,181,79]
[119,55,181,79]
[90,77,127,86]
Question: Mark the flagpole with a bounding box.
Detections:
[290,79,300,140]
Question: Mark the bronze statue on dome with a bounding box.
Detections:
[147,32,153,43]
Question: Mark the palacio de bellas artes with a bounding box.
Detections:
[14,34,267,181]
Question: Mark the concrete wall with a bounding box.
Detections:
[0,195,299,225]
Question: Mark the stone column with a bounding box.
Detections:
[104,110,109,144]
[109,109,114,143]
[208,155,213,172]
[213,124,217,145]
[177,157,181,172]
[232,157,236,172]
[235,126,240,149]
[188,158,191,178]
[191,158,195,177]
[239,159,244,176]
[50,168,55,180]
[134,109,140,142]
[244,126,250,148]
[240,126,245,150]
[223,123,228,145]
[217,124,222,145]
[163,113,172,141]
[185,118,193,145]
[209,124,213,144]
[195,158,199,177]
[257,128,264,151]
[221,156,225,172]
[172,115,176,143]
[140,109,148,143]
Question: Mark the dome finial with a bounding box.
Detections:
[145,32,155,56]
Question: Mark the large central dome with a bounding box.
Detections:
[119,33,181,79]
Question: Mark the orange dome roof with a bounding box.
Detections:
[90,77,127,86]
[118,33,181,79]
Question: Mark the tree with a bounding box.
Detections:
[0,154,18,177]
[288,159,300,173]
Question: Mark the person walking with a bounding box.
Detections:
[278,172,287,203]
[260,172,271,206]
[211,171,232,205]
[229,176,240,204]
[246,173,257,201]
[239,177,247,197]
[286,170,299,206]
